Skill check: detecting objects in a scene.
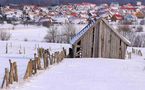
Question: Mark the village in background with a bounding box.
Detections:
[0,1,144,46]
[0,1,145,90]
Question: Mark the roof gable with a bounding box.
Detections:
[70,18,130,46]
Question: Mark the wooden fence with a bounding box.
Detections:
[1,60,18,88]
[126,48,143,59]
[1,48,66,88]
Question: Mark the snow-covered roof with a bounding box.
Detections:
[70,17,101,44]
[70,17,130,46]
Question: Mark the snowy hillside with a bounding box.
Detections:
[7,58,145,90]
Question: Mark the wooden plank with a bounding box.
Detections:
[110,32,116,58]
[81,39,84,57]
[102,22,107,58]
[106,26,111,58]
[115,37,120,58]
[98,20,102,57]
[89,30,93,57]
[93,22,99,57]
[121,41,125,59]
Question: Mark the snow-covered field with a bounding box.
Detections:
[0,24,73,89]
[7,58,145,90]
[0,24,85,42]
[0,41,71,87]
[0,23,145,90]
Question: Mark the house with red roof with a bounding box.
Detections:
[121,3,136,14]
[111,13,123,21]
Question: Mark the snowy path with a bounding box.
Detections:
[9,58,145,90]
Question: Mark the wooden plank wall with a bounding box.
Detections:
[81,27,94,57]
[73,19,128,59]
[99,20,127,59]
[93,22,99,57]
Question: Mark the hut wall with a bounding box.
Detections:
[72,19,128,59]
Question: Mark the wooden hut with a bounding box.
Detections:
[70,18,130,59]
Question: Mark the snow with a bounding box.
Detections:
[0,24,85,42]
[0,17,145,90]
[0,41,71,87]
[7,58,145,90]
[70,22,94,44]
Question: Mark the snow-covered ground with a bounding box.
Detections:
[0,24,85,42]
[7,58,145,90]
[0,41,71,87]
[0,22,145,90]
[0,23,74,89]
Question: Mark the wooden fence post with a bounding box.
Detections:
[34,53,42,70]
[6,43,8,54]
[1,74,6,88]
[32,60,37,74]
[5,68,9,87]
[29,59,33,76]
[24,60,32,79]
[13,62,18,82]
[138,50,143,56]
[62,47,66,57]
[132,48,135,54]
[43,53,49,69]
[1,68,9,88]
[24,47,25,54]
[9,60,14,84]
[49,55,53,65]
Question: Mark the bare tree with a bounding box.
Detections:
[44,26,58,43]
[117,25,131,32]
[136,26,143,32]
[117,26,136,46]
[118,25,145,47]
[63,22,76,43]
[0,30,11,41]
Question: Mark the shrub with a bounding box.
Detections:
[136,26,143,32]
[0,30,11,41]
